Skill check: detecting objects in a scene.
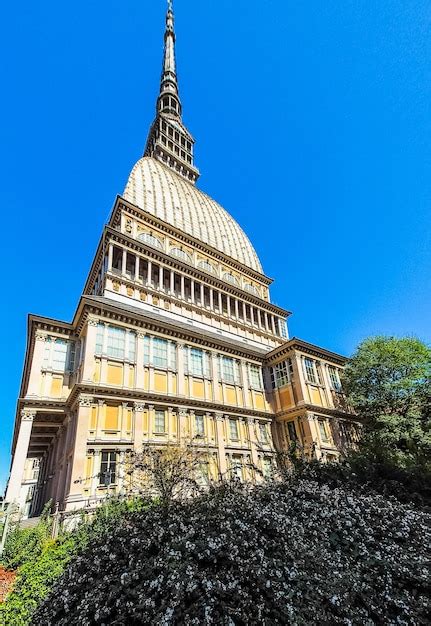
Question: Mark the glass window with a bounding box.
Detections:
[249,364,262,389]
[106,327,126,359]
[304,358,317,384]
[271,360,291,389]
[99,451,117,486]
[128,332,136,362]
[231,455,243,480]
[197,260,216,275]
[195,414,205,436]
[138,232,163,250]
[244,283,260,297]
[154,410,166,433]
[153,338,168,369]
[188,348,204,377]
[143,335,150,365]
[95,324,104,355]
[67,341,77,371]
[229,419,239,440]
[287,421,298,442]
[259,423,268,443]
[170,248,192,264]
[328,366,342,391]
[318,419,330,442]
[262,457,272,477]
[52,340,68,371]
[223,272,240,286]
[220,357,240,384]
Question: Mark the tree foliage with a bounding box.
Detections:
[342,336,431,466]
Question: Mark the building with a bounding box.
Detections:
[4,3,359,516]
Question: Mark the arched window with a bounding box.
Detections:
[170,248,192,264]
[244,283,260,297]
[197,260,216,275]
[138,232,163,250]
[223,272,240,287]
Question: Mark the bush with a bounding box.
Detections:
[33,477,430,625]
[0,497,148,625]
[1,505,52,570]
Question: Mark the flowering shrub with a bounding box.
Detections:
[33,475,430,625]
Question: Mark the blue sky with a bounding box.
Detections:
[1,0,430,492]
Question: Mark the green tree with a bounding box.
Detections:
[342,336,431,465]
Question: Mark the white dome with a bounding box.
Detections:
[123,157,263,273]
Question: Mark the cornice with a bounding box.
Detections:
[265,337,347,366]
[68,383,272,419]
[75,297,272,360]
[274,403,358,421]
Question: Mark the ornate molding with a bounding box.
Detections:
[35,331,48,342]
[21,409,37,422]
[133,402,146,412]
[87,316,99,327]
[214,412,224,422]
[78,394,94,407]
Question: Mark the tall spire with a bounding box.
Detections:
[144,1,200,184]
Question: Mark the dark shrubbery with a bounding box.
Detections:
[33,474,430,625]
[0,498,148,625]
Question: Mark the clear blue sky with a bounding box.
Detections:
[1,0,430,492]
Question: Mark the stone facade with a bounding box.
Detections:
[4,4,360,516]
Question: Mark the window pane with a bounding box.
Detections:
[52,340,68,371]
[287,422,297,442]
[319,420,329,442]
[190,348,204,377]
[95,324,104,355]
[249,365,262,388]
[154,410,166,433]
[128,332,136,362]
[153,338,168,368]
[107,326,125,359]
[99,451,117,485]
[195,415,204,436]
[143,336,150,365]
[259,423,268,442]
[304,358,317,384]
[229,419,239,440]
[328,366,341,391]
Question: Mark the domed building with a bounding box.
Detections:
[5,3,359,516]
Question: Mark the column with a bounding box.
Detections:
[146,260,152,287]
[82,316,99,383]
[135,256,140,282]
[148,336,154,390]
[227,295,231,318]
[257,309,263,329]
[209,288,214,309]
[190,279,195,303]
[159,265,164,290]
[271,316,277,335]
[120,403,128,439]
[218,291,222,313]
[200,283,204,305]
[5,409,36,504]
[215,413,227,479]
[180,275,185,299]
[27,331,48,397]
[90,450,101,497]
[178,409,188,443]
[136,333,145,389]
[108,243,113,271]
[177,343,185,395]
[167,406,174,441]
[147,405,155,440]
[251,307,256,326]
[234,299,239,319]
[96,400,104,440]
[65,395,93,509]
[241,360,250,407]
[170,270,175,294]
[133,402,146,452]
[264,312,269,332]
[122,249,127,276]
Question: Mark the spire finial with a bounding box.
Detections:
[144,0,200,183]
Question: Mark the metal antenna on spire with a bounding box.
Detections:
[168,0,173,12]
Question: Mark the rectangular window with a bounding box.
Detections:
[220,357,240,384]
[287,421,298,442]
[259,423,269,443]
[318,419,330,443]
[271,360,292,388]
[153,338,168,369]
[95,324,104,355]
[143,335,150,365]
[52,340,68,371]
[262,457,272,477]
[189,348,204,377]
[231,455,243,480]
[249,365,262,389]
[99,451,117,486]
[195,414,205,436]
[229,419,239,440]
[304,358,317,384]
[169,342,177,370]
[328,366,342,391]
[67,341,76,371]
[154,410,166,434]
[107,326,126,360]
[128,332,136,362]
